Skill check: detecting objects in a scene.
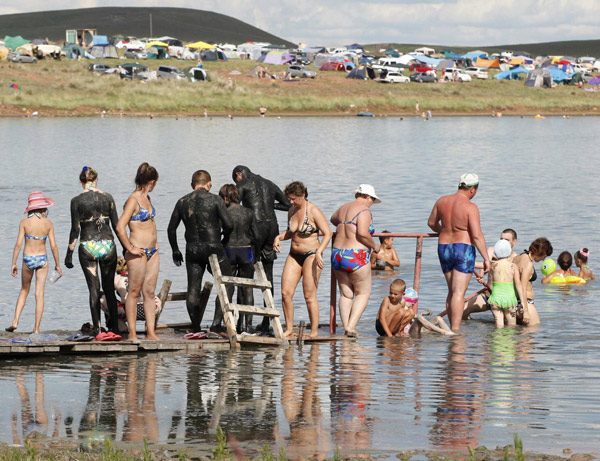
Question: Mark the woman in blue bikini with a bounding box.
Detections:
[8,192,62,333]
[330,184,381,337]
[66,167,121,339]
[116,162,160,342]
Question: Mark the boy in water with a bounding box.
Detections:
[375,279,415,336]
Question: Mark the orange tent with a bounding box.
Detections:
[475,57,500,68]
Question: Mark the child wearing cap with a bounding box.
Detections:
[484,239,525,328]
[7,192,62,333]
[375,279,416,336]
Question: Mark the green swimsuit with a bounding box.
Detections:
[488,259,518,310]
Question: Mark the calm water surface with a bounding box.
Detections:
[0,116,599,455]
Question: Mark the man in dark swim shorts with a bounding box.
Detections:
[428,173,490,332]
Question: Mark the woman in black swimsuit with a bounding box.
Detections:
[273,182,332,338]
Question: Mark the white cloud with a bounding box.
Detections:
[0,0,599,46]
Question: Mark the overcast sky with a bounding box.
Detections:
[1,0,599,46]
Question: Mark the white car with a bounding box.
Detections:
[443,69,472,82]
[378,70,409,83]
[464,67,489,79]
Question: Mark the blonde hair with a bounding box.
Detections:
[391,279,406,293]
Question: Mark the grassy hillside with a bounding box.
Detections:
[0,7,296,47]
[368,40,600,57]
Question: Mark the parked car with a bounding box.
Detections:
[124,50,148,60]
[442,69,472,82]
[378,70,409,83]
[157,65,185,80]
[88,63,112,73]
[464,67,489,79]
[8,52,37,63]
[409,72,437,83]
[286,64,317,78]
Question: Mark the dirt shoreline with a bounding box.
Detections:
[1,436,597,461]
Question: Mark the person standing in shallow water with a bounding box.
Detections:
[330,184,381,338]
[116,163,160,342]
[232,165,290,332]
[168,170,234,333]
[65,167,121,337]
[427,173,490,332]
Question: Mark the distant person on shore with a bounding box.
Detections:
[330,184,381,337]
[427,173,490,332]
[513,237,553,326]
[371,230,400,271]
[116,163,160,342]
[273,181,332,338]
[259,105,267,117]
[574,248,595,281]
[65,167,122,339]
[7,192,62,333]
[219,183,258,333]
[375,279,415,337]
[167,170,234,333]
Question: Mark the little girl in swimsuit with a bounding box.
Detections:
[574,248,595,281]
[485,239,525,328]
[7,192,62,333]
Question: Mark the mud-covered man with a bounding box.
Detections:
[167,170,233,333]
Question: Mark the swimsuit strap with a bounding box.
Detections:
[25,234,47,240]
[342,209,371,226]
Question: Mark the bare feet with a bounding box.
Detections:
[345,330,358,338]
[309,331,318,339]
[283,330,297,338]
[145,333,159,341]
[129,336,141,345]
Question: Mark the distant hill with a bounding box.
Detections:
[367,40,600,57]
[0,7,296,47]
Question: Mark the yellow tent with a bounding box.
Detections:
[0,46,8,60]
[185,41,216,50]
[145,41,169,48]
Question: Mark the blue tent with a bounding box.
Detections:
[546,66,574,82]
[494,67,528,80]
[464,51,487,61]
[347,43,365,51]
[414,55,442,66]
[346,65,375,80]
[92,35,110,46]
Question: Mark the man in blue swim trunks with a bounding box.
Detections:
[428,173,490,332]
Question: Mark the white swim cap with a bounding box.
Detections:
[494,239,511,259]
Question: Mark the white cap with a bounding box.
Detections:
[494,239,511,259]
[459,173,479,187]
[355,184,381,204]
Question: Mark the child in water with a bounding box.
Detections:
[541,251,578,284]
[375,279,416,336]
[485,239,525,328]
[574,248,595,281]
[7,192,62,333]
[371,230,400,271]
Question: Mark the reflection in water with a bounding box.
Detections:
[330,341,373,457]
[12,372,60,445]
[281,344,330,458]
[430,337,483,450]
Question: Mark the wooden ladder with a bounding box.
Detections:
[208,254,285,348]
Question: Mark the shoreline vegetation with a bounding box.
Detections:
[1,59,599,118]
[0,431,591,460]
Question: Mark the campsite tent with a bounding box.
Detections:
[260,51,294,65]
[93,35,110,46]
[186,41,215,50]
[4,35,30,50]
[415,47,434,56]
[201,49,227,61]
[346,65,375,80]
[546,66,573,83]
[89,37,119,59]
[320,61,346,71]
[524,68,552,88]
[587,75,600,86]
[0,46,8,60]
[494,67,528,80]
[63,43,86,59]
[476,57,500,68]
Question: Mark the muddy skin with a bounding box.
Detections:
[224,202,259,333]
[167,188,234,333]
[232,166,290,332]
[65,190,120,334]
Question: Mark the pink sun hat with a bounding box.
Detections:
[24,191,55,214]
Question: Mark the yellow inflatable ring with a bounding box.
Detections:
[549,275,586,285]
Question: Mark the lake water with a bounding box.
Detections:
[0,116,599,456]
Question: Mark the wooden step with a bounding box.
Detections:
[229,303,280,317]
[220,275,271,289]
